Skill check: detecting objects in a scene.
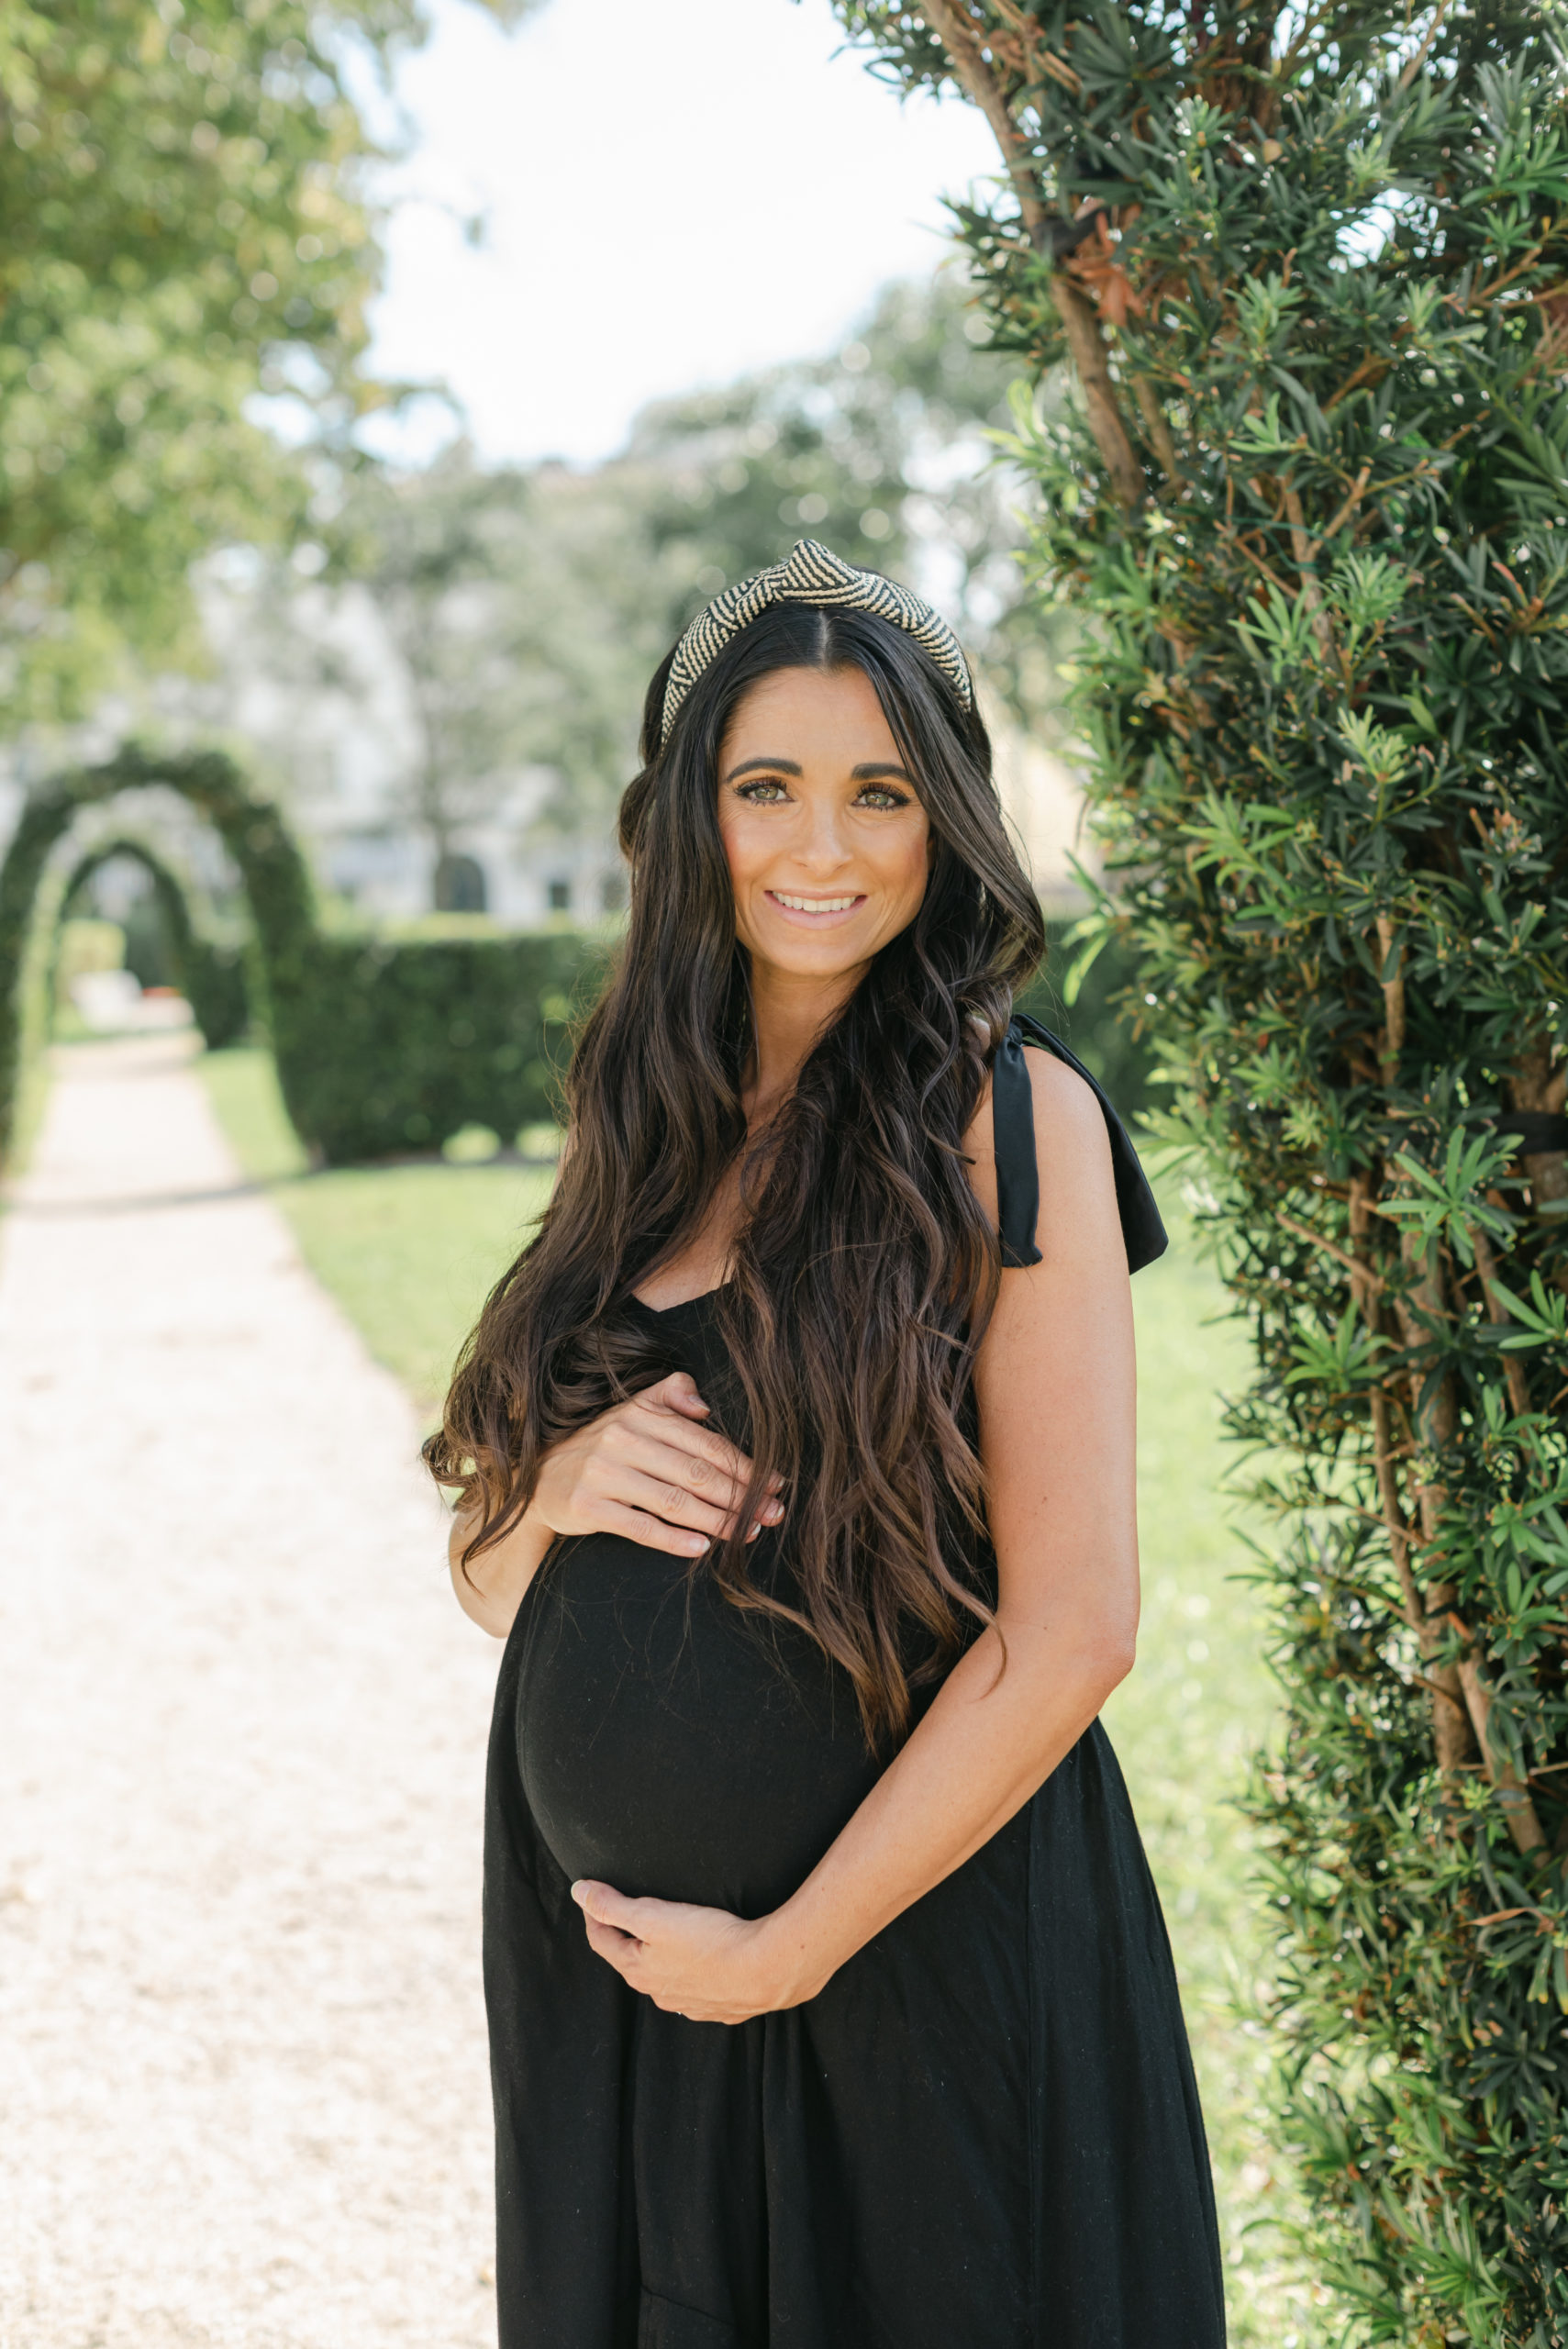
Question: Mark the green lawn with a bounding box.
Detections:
[199,1046,554,1418]
[200,1042,1324,2346]
[1107,1240,1326,2344]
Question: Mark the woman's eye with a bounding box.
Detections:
[736,778,790,803]
[855,786,911,811]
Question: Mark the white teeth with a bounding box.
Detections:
[773,893,858,912]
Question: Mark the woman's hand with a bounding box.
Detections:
[530,1370,783,1560]
[571,1880,818,2024]
[450,1371,783,1638]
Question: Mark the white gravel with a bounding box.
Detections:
[0,1035,501,2349]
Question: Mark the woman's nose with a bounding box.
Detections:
[794,804,851,873]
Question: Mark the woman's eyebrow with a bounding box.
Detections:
[721,755,917,785]
[724,755,803,782]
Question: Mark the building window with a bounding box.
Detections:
[547,878,571,912]
[434,852,486,913]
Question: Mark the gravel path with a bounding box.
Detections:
[0,1036,501,2349]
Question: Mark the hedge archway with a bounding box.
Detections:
[0,743,316,1163]
[54,833,250,1051]
[0,741,600,1169]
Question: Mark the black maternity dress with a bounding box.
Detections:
[482,1019,1227,2349]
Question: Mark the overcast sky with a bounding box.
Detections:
[361,0,999,467]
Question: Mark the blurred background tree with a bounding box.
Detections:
[628,266,1071,734]
[184,264,1080,909]
[0,0,534,731]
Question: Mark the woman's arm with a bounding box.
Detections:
[573,1049,1140,2020]
[448,1498,557,1640]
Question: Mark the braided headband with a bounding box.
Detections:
[660,537,974,747]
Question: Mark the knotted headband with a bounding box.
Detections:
[659,537,975,747]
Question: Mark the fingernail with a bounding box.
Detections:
[747,1521,762,1542]
[764,1499,785,1523]
[570,1883,587,1907]
[684,1534,708,1554]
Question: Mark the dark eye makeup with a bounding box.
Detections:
[730,775,915,810]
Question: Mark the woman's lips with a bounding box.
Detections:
[762,889,868,926]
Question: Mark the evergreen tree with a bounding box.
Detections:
[0,0,530,727]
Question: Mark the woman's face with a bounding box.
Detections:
[716,664,932,991]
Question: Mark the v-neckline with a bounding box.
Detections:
[627,1283,731,1319]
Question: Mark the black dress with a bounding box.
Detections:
[482,1022,1227,2348]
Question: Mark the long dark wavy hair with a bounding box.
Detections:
[425,598,1046,1745]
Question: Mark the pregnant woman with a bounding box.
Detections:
[428,541,1226,2348]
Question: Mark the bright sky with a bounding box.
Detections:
[361,0,1000,467]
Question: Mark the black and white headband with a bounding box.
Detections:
[660,537,974,747]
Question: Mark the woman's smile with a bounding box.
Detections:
[764,888,868,922]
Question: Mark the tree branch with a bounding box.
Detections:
[1350,1173,1476,1768]
[916,0,1147,510]
[1457,1655,1550,1855]
[1129,370,1184,490]
[1283,484,1337,658]
[1279,1207,1382,1289]
[1307,462,1373,559]
[1396,0,1454,92]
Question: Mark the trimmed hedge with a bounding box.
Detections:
[282,929,606,1164]
[265,917,1135,1166]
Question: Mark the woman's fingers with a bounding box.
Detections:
[572,1879,646,1935]
[573,1881,652,1977]
[618,1448,785,1542]
[618,1469,733,1541]
[582,1915,639,1975]
[630,1404,785,1502]
[640,1376,786,1500]
[647,1370,710,1418]
[595,1501,718,1558]
[533,1376,788,1550]
[623,1431,751,1517]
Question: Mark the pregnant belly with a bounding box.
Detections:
[513,1533,883,1916]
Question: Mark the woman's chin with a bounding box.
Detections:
[745,924,879,984]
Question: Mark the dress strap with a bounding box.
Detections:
[993,1013,1169,1274]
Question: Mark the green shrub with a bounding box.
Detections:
[185,941,250,1053]
[279,930,607,1164]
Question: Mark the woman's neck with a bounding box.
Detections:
[744,959,864,1124]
